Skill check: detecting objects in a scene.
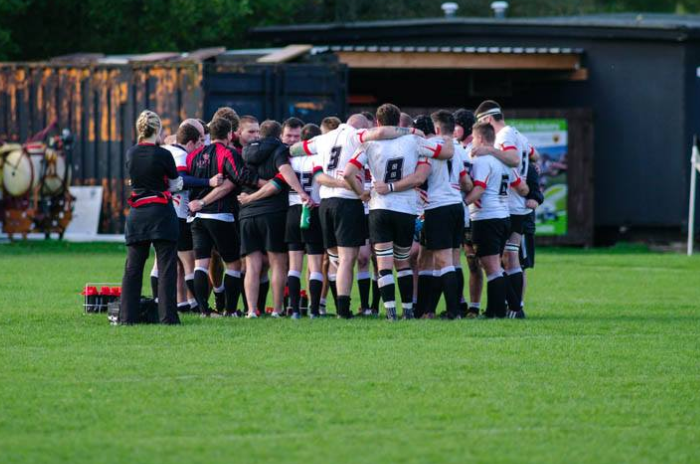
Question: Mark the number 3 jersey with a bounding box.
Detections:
[350,135,443,215]
[300,123,367,201]
[495,125,532,216]
[288,155,322,206]
[469,154,521,221]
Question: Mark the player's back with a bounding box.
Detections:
[289,155,321,205]
[496,125,530,215]
[312,123,364,200]
[469,155,512,221]
[425,137,464,210]
[365,135,425,215]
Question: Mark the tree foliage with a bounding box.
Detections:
[2,0,700,60]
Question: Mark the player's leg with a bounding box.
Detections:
[453,248,467,316]
[257,257,270,315]
[474,218,509,318]
[208,220,243,317]
[268,251,288,317]
[326,247,339,309]
[307,252,324,317]
[433,248,460,318]
[176,260,189,313]
[415,246,433,319]
[336,246,358,318]
[503,215,526,313]
[150,260,159,302]
[210,250,226,312]
[374,241,397,320]
[178,250,197,312]
[356,241,372,315]
[464,240,483,317]
[287,250,305,317]
[370,253,381,315]
[244,251,263,317]
[190,219,214,316]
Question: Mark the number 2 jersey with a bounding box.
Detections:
[350,135,444,215]
[288,155,322,206]
[469,154,521,221]
[495,125,532,216]
[300,123,367,201]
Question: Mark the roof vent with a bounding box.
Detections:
[441,2,459,18]
[490,1,509,18]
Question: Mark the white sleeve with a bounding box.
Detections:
[349,143,369,169]
[471,158,490,188]
[417,137,444,159]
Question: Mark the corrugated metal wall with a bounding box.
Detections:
[0,63,203,233]
[0,61,348,233]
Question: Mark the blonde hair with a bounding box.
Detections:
[136,110,161,142]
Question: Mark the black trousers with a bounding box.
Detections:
[120,240,180,325]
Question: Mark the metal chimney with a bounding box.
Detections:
[441,2,459,18]
[491,1,509,18]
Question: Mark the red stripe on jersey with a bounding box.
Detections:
[312,165,323,176]
[358,130,366,144]
[417,159,431,166]
[274,172,286,184]
[459,170,467,178]
[186,146,204,174]
[510,177,522,188]
[177,166,188,172]
[302,140,313,156]
[473,180,487,189]
[428,143,443,159]
[349,158,363,169]
[529,146,535,156]
[501,145,517,151]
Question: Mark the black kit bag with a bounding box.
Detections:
[109,297,160,325]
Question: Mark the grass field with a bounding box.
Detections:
[1,241,699,463]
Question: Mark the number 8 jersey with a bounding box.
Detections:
[350,135,443,215]
[300,123,367,201]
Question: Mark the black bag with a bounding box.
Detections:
[108,297,160,325]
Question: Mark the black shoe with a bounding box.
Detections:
[214,291,225,312]
[507,309,526,319]
[459,302,469,318]
[337,309,354,319]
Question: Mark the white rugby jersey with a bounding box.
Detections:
[363,168,372,215]
[300,123,367,200]
[289,155,322,206]
[350,135,443,215]
[424,137,466,211]
[495,125,529,215]
[162,144,189,219]
[469,155,521,221]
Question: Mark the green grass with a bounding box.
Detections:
[1,241,699,464]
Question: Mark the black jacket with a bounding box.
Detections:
[239,137,290,219]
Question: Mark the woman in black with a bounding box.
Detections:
[119,110,181,325]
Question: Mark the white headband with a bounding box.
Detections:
[476,108,502,120]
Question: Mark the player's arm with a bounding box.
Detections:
[189,180,235,212]
[464,185,484,205]
[237,180,282,205]
[342,147,368,197]
[289,138,318,158]
[510,171,530,197]
[459,168,473,192]
[274,147,310,202]
[313,164,348,189]
[525,165,544,205]
[374,162,431,195]
[418,136,454,161]
[465,158,487,205]
[472,145,518,167]
[528,145,540,163]
[359,126,425,142]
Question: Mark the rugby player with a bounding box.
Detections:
[186,118,263,317]
[344,103,454,320]
[288,113,424,318]
[161,120,218,313]
[453,108,484,317]
[239,120,308,318]
[465,122,528,318]
[474,100,530,317]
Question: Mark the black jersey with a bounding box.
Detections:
[186,142,259,216]
[239,137,290,219]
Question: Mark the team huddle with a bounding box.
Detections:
[146,100,543,321]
